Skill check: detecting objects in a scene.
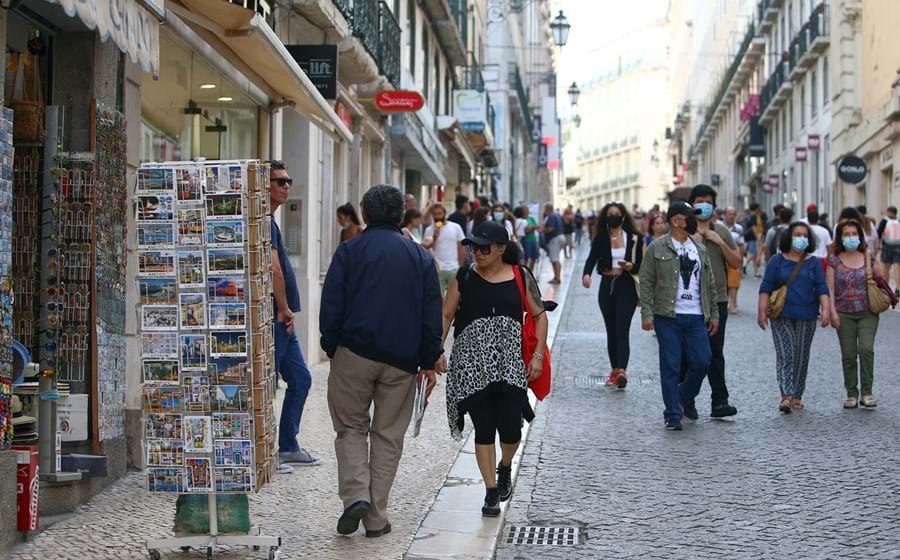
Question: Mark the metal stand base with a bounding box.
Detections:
[146,526,281,559]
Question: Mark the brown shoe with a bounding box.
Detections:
[365,523,392,538]
[615,369,628,389]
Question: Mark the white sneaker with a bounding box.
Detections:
[279,448,321,466]
[277,462,294,474]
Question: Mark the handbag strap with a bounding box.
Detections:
[865,251,873,281]
[784,255,807,288]
[512,265,527,319]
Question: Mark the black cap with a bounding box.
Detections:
[667,201,702,221]
[462,220,509,246]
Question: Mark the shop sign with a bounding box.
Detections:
[537,143,548,168]
[57,394,89,442]
[838,155,868,184]
[749,116,766,157]
[808,134,821,151]
[531,115,542,142]
[769,174,780,189]
[377,91,425,113]
[795,147,808,162]
[453,90,487,125]
[286,45,338,99]
[711,174,721,186]
[334,101,353,130]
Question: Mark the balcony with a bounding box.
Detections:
[807,3,830,55]
[336,0,401,87]
[758,61,793,126]
[462,54,485,92]
[377,2,401,87]
[509,63,534,135]
[758,0,784,34]
[421,0,467,66]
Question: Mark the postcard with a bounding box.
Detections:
[138,250,175,277]
[211,385,251,412]
[183,416,212,453]
[176,167,204,204]
[177,208,205,246]
[209,357,249,385]
[214,467,253,493]
[207,277,246,303]
[206,220,244,246]
[143,387,182,414]
[145,413,183,439]
[177,250,205,288]
[227,165,243,191]
[137,194,175,221]
[142,333,178,358]
[212,413,252,439]
[209,303,246,330]
[138,278,177,305]
[183,375,211,413]
[142,359,179,384]
[185,458,212,492]
[148,467,184,493]
[136,168,175,194]
[179,293,207,330]
[210,331,247,357]
[205,166,220,192]
[179,334,207,370]
[137,223,175,248]
[214,439,253,467]
[207,248,245,275]
[147,439,185,467]
[206,193,243,220]
[141,305,178,331]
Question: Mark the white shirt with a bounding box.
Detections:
[672,238,704,315]
[809,224,832,258]
[424,221,465,271]
[501,219,514,240]
[610,246,626,270]
[727,223,745,246]
[515,218,527,240]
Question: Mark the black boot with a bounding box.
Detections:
[482,487,501,517]
[496,462,512,502]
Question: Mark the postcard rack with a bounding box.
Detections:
[135,160,279,559]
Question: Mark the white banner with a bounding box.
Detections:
[48,0,161,77]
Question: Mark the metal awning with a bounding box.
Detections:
[172,0,353,143]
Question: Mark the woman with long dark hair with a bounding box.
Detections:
[582,202,643,388]
[337,202,363,242]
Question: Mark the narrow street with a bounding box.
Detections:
[497,248,900,559]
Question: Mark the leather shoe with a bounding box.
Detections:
[337,501,370,535]
[365,523,392,538]
[681,400,699,421]
[710,403,738,418]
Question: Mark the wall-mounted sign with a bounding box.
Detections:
[795,147,808,162]
[334,101,353,130]
[453,90,487,125]
[807,134,820,151]
[286,45,338,99]
[838,155,868,184]
[769,174,780,189]
[531,115,542,142]
[711,174,721,186]
[749,116,766,157]
[376,91,425,113]
[537,143,548,169]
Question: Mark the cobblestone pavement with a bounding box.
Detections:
[497,249,900,560]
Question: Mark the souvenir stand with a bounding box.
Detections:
[136,160,280,560]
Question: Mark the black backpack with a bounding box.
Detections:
[767,224,787,256]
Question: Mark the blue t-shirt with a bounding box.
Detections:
[272,219,301,313]
[759,254,828,321]
[544,213,564,240]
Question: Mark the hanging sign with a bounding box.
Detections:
[795,147,808,162]
[769,174,780,189]
[808,134,821,151]
[838,155,868,184]
[375,91,425,113]
[286,45,338,99]
[711,174,721,186]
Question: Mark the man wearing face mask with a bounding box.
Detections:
[682,185,741,418]
[491,204,515,239]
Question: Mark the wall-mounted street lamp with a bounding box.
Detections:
[567,82,580,106]
[550,11,571,47]
[574,114,582,128]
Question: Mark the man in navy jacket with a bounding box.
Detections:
[320,184,442,538]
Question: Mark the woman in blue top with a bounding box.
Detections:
[757,222,831,414]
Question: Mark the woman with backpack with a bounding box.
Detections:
[438,221,548,517]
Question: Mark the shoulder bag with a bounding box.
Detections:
[865,252,893,314]
[766,256,807,319]
[512,266,552,401]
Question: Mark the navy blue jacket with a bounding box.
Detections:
[320,224,443,373]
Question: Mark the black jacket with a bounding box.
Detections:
[320,225,443,373]
[583,230,643,276]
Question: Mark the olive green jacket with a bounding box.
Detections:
[639,233,720,323]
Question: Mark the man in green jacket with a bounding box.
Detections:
[639,201,719,430]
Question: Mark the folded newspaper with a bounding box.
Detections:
[412,374,429,437]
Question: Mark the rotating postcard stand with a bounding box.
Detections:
[136,160,280,559]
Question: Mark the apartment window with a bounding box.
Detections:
[800,84,806,128]
[444,73,451,116]
[810,69,817,118]
[782,111,787,151]
[823,56,829,104]
[408,0,416,77]
[787,2,792,35]
[423,29,430,97]
[789,98,794,139]
[433,52,440,111]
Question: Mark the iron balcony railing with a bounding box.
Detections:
[333,0,401,88]
[333,0,351,19]
[463,54,485,91]
[486,92,496,137]
[759,60,789,117]
[509,63,533,134]
[378,2,401,87]
[449,0,468,54]
[350,1,379,63]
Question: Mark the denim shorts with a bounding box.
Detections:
[523,238,539,260]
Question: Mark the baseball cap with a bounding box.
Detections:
[666,201,702,221]
[462,220,510,246]
[806,203,818,212]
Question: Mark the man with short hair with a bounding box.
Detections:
[522,205,540,270]
[321,184,442,538]
[405,193,418,211]
[448,194,470,232]
[269,161,319,471]
[764,206,794,260]
[806,208,833,271]
[724,207,745,313]
[423,203,467,295]
[543,203,565,284]
[743,202,767,277]
[574,209,585,246]
[877,206,900,294]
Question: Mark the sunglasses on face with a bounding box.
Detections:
[271,178,293,187]
[474,245,494,255]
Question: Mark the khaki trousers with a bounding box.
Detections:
[327,346,416,530]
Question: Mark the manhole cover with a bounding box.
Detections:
[506,526,581,546]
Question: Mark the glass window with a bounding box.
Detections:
[823,57,829,104]
[423,28,430,96]
[811,69,817,118]
[800,84,806,128]
[408,0,416,77]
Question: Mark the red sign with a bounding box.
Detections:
[808,134,820,151]
[375,91,425,113]
[769,174,780,189]
[334,101,353,130]
[796,147,808,162]
[13,446,38,532]
[542,136,556,145]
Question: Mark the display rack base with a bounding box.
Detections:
[147,526,281,560]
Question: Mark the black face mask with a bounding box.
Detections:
[607,215,623,228]
[686,216,698,235]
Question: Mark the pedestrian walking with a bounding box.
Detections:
[639,201,719,431]
[439,221,547,517]
[764,206,794,261]
[877,206,900,295]
[401,208,423,243]
[724,207,745,313]
[682,185,741,418]
[744,202,767,277]
[521,205,540,270]
[562,208,575,259]
[491,203,515,239]
[423,203,467,296]
[574,209,585,246]
[644,214,667,252]
[827,219,882,409]
[857,205,880,258]
[320,184,443,537]
[757,221,831,414]
[268,161,319,471]
[582,202,643,389]
[337,202,363,243]
[448,194,470,232]
[543,203,565,284]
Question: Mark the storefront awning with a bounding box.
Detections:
[47,0,162,77]
[173,0,353,143]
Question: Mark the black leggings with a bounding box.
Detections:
[468,391,523,445]
[598,274,638,370]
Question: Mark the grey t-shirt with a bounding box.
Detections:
[694,222,737,303]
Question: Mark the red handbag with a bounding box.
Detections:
[513,266,552,400]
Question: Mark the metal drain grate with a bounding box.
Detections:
[506,526,580,546]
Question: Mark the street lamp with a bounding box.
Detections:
[567,82,580,106]
[550,10,571,47]
[574,114,582,128]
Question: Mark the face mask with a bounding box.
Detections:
[695,202,715,221]
[606,215,623,228]
[493,212,505,222]
[340,222,350,231]
[792,237,809,252]
[843,236,861,250]
[686,216,698,235]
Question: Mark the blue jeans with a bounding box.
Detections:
[274,321,312,453]
[654,314,712,423]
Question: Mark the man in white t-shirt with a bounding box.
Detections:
[806,209,832,266]
[423,203,466,296]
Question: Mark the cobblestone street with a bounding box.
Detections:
[498,249,900,559]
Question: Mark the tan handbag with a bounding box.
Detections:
[9,53,45,143]
[866,252,891,314]
[766,256,807,319]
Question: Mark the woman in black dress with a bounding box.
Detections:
[439,221,548,517]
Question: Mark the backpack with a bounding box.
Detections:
[884,218,900,245]
[767,224,787,256]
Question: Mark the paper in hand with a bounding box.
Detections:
[412,374,429,437]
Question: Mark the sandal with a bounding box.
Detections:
[779,397,792,414]
[843,397,858,409]
[790,399,805,411]
[860,395,877,408]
